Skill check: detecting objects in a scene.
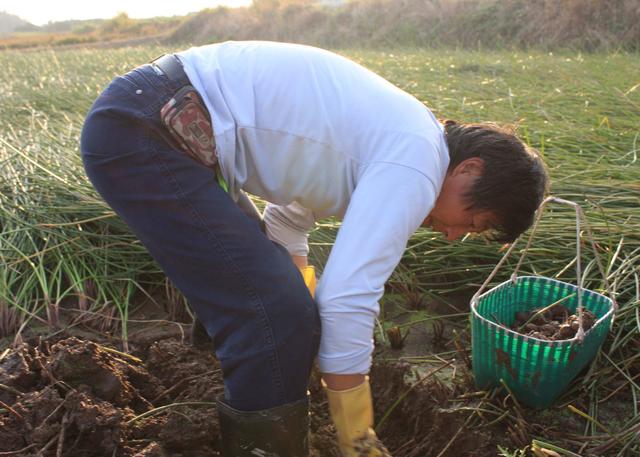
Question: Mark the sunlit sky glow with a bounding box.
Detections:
[0,0,252,26]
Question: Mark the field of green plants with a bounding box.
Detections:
[0,46,639,456]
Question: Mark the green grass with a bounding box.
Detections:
[0,46,639,454]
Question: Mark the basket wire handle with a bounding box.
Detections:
[472,196,617,343]
[471,240,520,305]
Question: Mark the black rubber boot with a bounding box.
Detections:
[189,316,213,349]
[217,395,310,457]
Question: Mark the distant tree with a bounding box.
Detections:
[253,0,316,14]
[252,0,280,14]
[282,0,315,5]
[73,23,98,35]
[101,12,133,33]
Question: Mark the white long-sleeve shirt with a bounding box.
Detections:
[177,41,450,374]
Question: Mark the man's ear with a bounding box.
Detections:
[452,157,484,177]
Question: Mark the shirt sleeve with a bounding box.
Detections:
[263,201,316,256]
[315,162,439,374]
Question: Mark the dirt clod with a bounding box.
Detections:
[0,343,40,403]
[0,334,497,456]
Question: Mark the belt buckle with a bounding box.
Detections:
[151,64,165,76]
[150,53,167,76]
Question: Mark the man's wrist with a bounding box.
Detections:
[291,255,308,268]
[322,373,366,391]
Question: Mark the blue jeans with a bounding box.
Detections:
[80,64,321,411]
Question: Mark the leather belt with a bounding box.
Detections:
[150,54,188,84]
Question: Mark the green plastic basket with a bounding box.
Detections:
[471,276,614,408]
[470,197,617,408]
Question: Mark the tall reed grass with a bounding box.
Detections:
[1,46,638,333]
[0,45,638,453]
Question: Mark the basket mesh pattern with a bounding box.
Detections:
[471,276,614,408]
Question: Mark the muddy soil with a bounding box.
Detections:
[0,333,496,457]
[511,304,596,340]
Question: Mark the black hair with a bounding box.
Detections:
[443,120,549,243]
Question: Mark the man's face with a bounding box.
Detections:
[422,158,497,241]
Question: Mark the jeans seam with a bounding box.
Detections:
[147,136,287,403]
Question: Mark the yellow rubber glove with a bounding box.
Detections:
[298,265,316,298]
[323,377,392,457]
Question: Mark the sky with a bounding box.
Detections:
[0,0,252,26]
